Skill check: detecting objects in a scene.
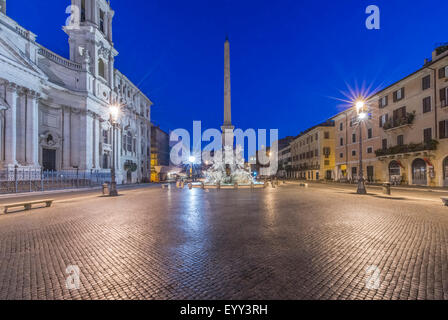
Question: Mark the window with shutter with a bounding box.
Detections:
[396,89,402,100]
[397,135,404,146]
[379,96,388,108]
[423,97,431,113]
[441,88,448,107]
[422,75,431,90]
[439,67,446,79]
[440,120,448,139]
[423,128,432,143]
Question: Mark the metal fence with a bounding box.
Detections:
[0,168,111,194]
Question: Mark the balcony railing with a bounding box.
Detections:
[383,112,415,131]
[375,139,438,157]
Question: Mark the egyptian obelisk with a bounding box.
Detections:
[221,37,234,147]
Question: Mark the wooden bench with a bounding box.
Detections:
[3,199,54,214]
[441,197,448,206]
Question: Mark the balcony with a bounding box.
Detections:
[382,112,415,131]
[375,140,438,157]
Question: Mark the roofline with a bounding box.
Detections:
[114,69,153,106]
[367,51,448,99]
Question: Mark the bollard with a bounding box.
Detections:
[217,181,220,190]
[271,181,275,188]
[201,182,205,189]
[251,182,254,190]
[234,182,238,189]
[176,181,180,188]
[180,181,184,188]
[383,182,391,195]
[188,183,192,190]
[102,183,109,195]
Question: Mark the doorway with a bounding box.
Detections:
[42,148,56,171]
[412,158,427,185]
[443,157,448,186]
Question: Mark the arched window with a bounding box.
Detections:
[98,59,106,79]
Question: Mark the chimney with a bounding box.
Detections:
[0,0,5,15]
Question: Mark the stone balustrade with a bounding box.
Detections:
[37,46,82,71]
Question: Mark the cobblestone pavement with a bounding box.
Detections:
[0,183,447,300]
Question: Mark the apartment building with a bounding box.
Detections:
[374,44,448,186]
[277,144,292,178]
[290,121,335,180]
[332,106,382,182]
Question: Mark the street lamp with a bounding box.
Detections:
[355,99,367,194]
[109,104,120,196]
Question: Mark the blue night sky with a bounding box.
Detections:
[9,0,448,139]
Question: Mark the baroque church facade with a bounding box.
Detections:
[0,0,153,184]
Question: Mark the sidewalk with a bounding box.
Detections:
[0,183,156,200]
[282,179,448,193]
[283,180,447,204]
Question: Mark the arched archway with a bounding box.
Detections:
[412,158,427,185]
[443,157,448,186]
[389,160,401,183]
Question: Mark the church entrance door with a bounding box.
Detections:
[42,148,56,171]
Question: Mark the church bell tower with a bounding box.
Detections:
[64,0,118,86]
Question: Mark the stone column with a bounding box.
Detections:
[108,56,114,88]
[25,91,39,166]
[0,0,6,15]
[91,0,96,25]
[94,116,100,168]
[108,12,114,42]
[116,127,121,170]
[16,88,26,164]
[62,106,71,169]
[4,82,17,166]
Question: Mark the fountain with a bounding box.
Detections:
[204,145,254,186]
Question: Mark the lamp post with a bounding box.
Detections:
[109,104,120,196]
[355,100,367,194]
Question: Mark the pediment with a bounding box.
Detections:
[0,36,45,78]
